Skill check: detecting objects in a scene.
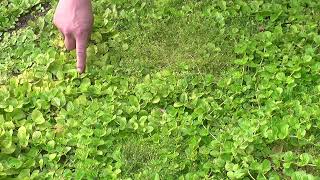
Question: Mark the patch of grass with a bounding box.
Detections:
[88,1,259,80]
[121,134,188,179]
[122,137,158,175]
[121,15,230,76]
[109,6,259,80]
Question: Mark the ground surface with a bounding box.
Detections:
[0,0,320,179]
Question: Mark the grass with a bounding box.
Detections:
[91,1,258,79]
[121,137,159,177]
[120,134,189,179]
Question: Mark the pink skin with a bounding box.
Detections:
[53,0,93,73]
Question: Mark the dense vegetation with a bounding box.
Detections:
[0,0,49,32]
[1,0,320,179]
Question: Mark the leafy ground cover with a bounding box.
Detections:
[1,0,320,179]
[0,0,49,33]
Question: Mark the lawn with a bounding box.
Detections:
[0,0,320,179]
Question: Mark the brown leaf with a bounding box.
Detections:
[272,144,284,153]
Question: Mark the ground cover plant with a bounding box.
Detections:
[0,0,50,32]
[0,0,320,179]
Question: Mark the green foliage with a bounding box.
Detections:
[1,0,320,179]
[0,0,49,32]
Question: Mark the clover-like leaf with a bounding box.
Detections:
[261,159,271,173]
[314,35,320,45]
[298,153,311,166]
[17,126,27,146]
[32,109,45,124]
[278,124,289,139]
[79,78,91,92]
